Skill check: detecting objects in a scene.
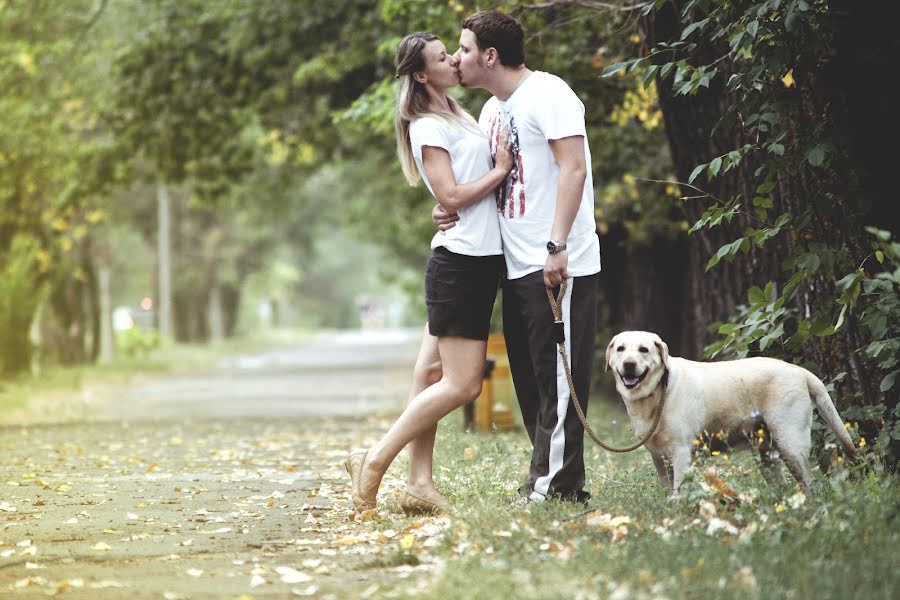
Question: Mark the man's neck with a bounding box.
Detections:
[489,66,531,101]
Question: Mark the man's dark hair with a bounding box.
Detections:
[462,10,525,67]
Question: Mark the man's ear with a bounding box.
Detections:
[654,335,670,371]
[604,337,616,372]
[486,47,498,68]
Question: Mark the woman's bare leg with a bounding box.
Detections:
[406,326,442,497]
[360,336,487,501]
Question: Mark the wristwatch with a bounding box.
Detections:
[546,240,567,254]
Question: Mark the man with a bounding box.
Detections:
[437,10,601,503]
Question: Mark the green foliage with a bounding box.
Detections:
[0,237,46,375]
[116,327,162,359]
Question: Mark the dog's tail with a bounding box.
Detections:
[806,371,858,459]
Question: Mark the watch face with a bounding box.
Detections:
[547,241,555,253]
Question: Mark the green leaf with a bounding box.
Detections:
[756,179,776,194]
[689,163,706,184]
[836,271,860,292]
[601,62,630,78]
[834,303,848,331]
[864,226,892,241]
[880,369,899,392]
[641,64,658,89]
[876,250,884,264]
[807,144,828,167]
[680,18,710,41]
[747,20,760,38]
[748,286,766,304]
[707,156,722,179]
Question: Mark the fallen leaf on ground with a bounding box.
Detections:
[276,566,313,584]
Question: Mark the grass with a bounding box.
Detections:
[365,399,898,600]
[0,327,311,418]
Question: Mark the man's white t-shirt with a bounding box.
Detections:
[409,116,503,256]
[479,71,601,279]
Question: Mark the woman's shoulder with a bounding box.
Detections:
[410,115,443,131]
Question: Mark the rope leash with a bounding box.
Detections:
[545,281,666,453]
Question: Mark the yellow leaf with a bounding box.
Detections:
[781,70,795,88]
[399,534,415,550]
[17,52,36,75]
[146,463,160,473]
[463,447,479,459]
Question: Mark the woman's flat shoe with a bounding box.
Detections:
[345,450,377,511]
[399,489,449,515]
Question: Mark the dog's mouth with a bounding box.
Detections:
[618,368,649,390]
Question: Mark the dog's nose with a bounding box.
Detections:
[623,361,637,373]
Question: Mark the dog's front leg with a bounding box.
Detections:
[650,452,673,493]
[669,447,693,495]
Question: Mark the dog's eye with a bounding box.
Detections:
[639,347,649,353]
[616,346,624,352]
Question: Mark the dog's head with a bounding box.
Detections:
[605,331,670,400]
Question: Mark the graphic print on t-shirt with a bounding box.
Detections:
[488,109,525,219]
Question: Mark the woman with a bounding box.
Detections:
[346,32,512,514]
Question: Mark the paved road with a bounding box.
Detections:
[0,328,452,599]
[107,328,422,420]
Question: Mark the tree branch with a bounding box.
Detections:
[71,0,109,52]
[517,0,652,11]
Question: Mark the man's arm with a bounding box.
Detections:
[544,135,587,288]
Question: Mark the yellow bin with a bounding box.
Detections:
[470,333,516,432]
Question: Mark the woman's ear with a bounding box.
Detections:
[414,72,427,84]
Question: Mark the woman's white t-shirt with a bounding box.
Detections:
[409,116,503,256]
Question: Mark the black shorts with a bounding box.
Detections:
[424,247,504,341]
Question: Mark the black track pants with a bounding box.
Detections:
[502,271,599,500]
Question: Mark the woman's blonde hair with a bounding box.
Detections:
[394,32,481,186]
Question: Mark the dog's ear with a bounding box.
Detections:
[605,337,616,372]
[653,335,670,371]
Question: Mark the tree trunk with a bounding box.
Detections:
[157,181,174,339]
[98,267,115,363]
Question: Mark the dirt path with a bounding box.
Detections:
[1,330,450,599]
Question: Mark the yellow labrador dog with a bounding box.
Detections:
[605,331,858,495]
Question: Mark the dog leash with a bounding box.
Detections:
[546,281,667,453]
